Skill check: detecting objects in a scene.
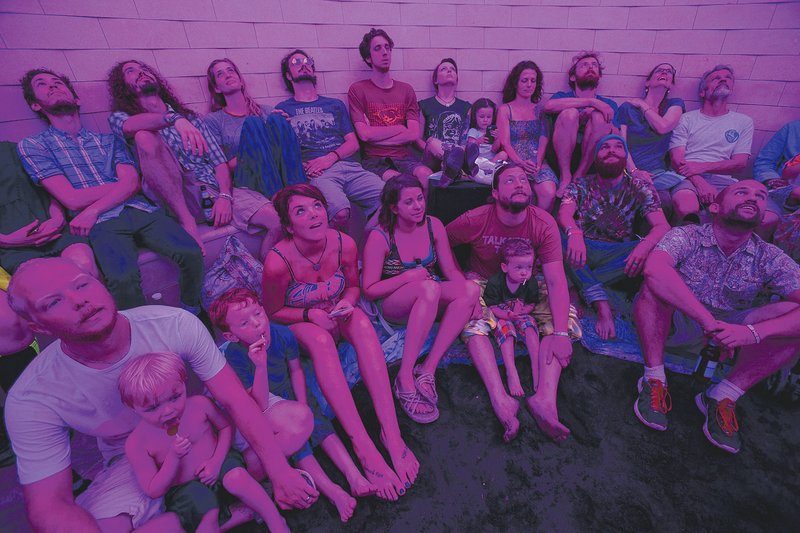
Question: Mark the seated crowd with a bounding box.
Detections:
[0,26,798,533]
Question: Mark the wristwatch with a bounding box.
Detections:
[551,331,570,338]
[164,111,182,126]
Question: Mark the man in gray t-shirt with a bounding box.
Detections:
[5,258,318,532]
[275,49,384,230]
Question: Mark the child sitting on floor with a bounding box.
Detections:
[483,239,541,398]
[119,351,289,533]
[209,288,376,523]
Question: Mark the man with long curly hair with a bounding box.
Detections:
[107,60,281,258]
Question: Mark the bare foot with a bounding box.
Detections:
[506,370,525,397]
[346,471,378,498]
[220,504,254,532]
[381,431,420,490]
[491,394,520,443]
[180,219,206,256]
[327,485,357,522]
[595,301,616,340]
[526,394,570,442]
[356,446,404,501]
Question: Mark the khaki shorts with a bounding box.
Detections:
[182,171,270,235]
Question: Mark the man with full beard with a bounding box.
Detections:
[557,135,670,341]
[668,65,754,225]
[4,258,319,532]
[107,60,280,256]
[275,49,385,231]
[544,51,619,198]
[632,180,800,454]
[446,164,574,443]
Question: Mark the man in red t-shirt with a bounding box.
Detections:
[447,164,574,442]
[348,28,432,187]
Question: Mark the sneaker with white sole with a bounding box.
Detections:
[695,392,741,454]
[634,377,672,431]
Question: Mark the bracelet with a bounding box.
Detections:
[164,112,182,126]
[332,151,341,162]
[218,192,233,202]
[566,227,583,237]
[303,308,310,322]
[746,324,761,344]
[551,331,570,338]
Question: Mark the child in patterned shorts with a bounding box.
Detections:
[483,238,541,397]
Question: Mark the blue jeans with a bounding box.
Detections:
[89,207,203,310]
[233,114,306,198]
[563,236,640,304]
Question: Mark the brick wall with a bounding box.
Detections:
[1,0,799,160]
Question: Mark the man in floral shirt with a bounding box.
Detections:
[633,179,800,454]
[557,135,670,340]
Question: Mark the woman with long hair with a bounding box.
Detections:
[262,184,419,502]
[361,175,479,423]
[616,63,686,193]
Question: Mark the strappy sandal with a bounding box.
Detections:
[394,377,439,424]
[413,365,439,405]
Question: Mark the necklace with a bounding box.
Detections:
[295,236,327,271]
[436,95,456,107]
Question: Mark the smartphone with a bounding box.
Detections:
[27,224,41,236]
[328,307,352,318]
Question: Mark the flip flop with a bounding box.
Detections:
[295,468,316,490]
[394,377,439,424]
[413,365,439,405]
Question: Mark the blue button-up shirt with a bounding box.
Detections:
[17,126,156,223]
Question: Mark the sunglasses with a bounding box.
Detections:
[290,56,314,68]
[653,66,676,75]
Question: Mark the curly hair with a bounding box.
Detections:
[499,238,534,264]
[358,28,394,67]
[107,60,194,117]
[207,58,263,117]
[502,61,544,104]
[378,174,425,233]
[20,68,80,123]
[567,51,604,90]
[272,184,328,236]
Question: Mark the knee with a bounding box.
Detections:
[672,193,698,214]
[556,108,579,127]
[222,466,248,489]
[276,402,314,440]
[419,279,441,302]
[330,208,351,229]
[414,166,433,179]
[61,243,97,276]
[133,130,163,155]
[463,280,480,304]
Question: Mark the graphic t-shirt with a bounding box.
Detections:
[616,98,686,172]
[562,174,661,242]
[418,96,471,146]
[446,204,562,280]
[348,79,420,159]
[276,96,356,163]
[5,306,225,485]
[669,110,754,168]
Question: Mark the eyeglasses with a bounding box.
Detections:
[653,66,676,75]
[290,56,314,68]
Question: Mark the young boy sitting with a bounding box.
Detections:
[483,238,541,398]
[209,288,376,522]
[119,351,289,533]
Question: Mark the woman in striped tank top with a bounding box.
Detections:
[362,175,480,424]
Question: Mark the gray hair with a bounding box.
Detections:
[698,64,734,98]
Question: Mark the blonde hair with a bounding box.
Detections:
[118,352,187,408]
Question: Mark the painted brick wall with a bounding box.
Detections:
[1,0,799,160]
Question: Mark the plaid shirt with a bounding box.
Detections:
[109,105,227,189]
[656,223,800,314]
[17,127,156,224]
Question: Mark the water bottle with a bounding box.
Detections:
[200,185,214,225]
[692,342,721,386]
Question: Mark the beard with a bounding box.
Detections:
[138,80,159,96]
[575,74,599,91]
[708,85,731,101]
[594,156,626,179]
[39,99,80,117]
[294,73,318,86]
[497,194,530,214]
[720,204,762,230]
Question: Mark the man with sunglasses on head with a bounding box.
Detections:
[276,49,384,231]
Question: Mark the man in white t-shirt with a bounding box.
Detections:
[5,258,319,532]
[668,65,754,224]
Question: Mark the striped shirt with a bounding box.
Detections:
[17,127,156,223]
[109,105,227,190]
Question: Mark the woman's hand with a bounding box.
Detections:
[308,308,337,332]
